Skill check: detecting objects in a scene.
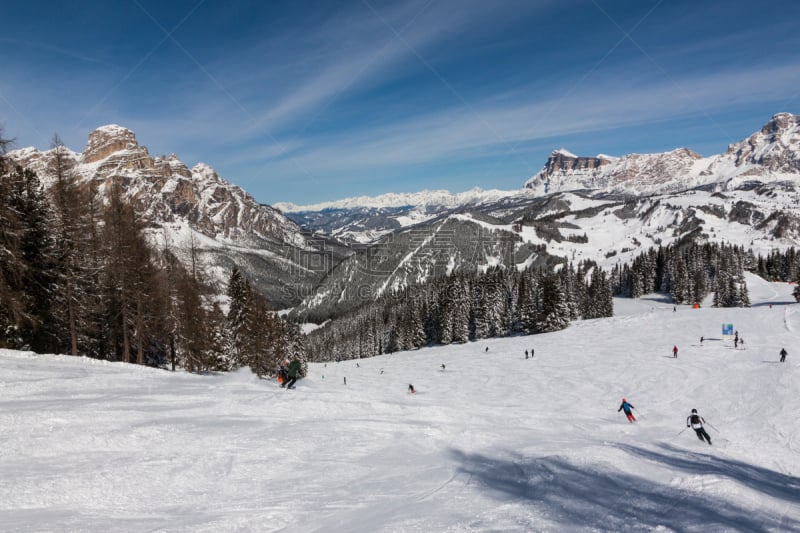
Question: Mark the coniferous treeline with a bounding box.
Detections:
[752,247,800,283]
[0,140,304,374]
[306,263,613,362]
[608,242,800,307]
[610,243,750,306]
[751,247,800,303]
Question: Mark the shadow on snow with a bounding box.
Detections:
[450,443,800,532]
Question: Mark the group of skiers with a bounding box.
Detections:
[277,358,302,389]
[618,399,713,445]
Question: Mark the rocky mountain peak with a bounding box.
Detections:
[724,112,800,171]
[541,149,614,178]
[83,124,141,164]
[762,112,798,134]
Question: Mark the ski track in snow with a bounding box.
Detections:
[1,273,799,532]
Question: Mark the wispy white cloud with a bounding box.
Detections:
[247,61,800,181]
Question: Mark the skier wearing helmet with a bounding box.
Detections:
[687,408,712,445]
[618,398,636,422]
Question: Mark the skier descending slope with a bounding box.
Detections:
[618,398,636,422]
[686,408,712,445]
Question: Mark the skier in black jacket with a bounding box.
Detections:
[686,408,711,445]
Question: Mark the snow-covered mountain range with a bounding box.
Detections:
[284,113,800,243]
[6,114,800,317]
[290,114,800,321]
[525,112,800,196]
[8,126,347,307]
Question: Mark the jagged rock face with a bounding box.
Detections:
[83,125,141,163]
[9,125,307,247]
[726,113,800,172]
[541,151,612,176]
[526,147,704,195]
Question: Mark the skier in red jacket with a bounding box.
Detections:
[618,398,636,422]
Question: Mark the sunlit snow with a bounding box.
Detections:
[1,274,798,531]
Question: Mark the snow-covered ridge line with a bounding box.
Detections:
[275,187,534,212]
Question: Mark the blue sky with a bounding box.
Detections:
[2,0,799,205]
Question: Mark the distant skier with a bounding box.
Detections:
[673,306,676,312]
[343,377,347,385]
[700,336,704,346]
[485,346,489,353]
[525,350,528,359]
[780,347,787,363]
[408,384,416,393]
[734,337,738,349]
[531,348,535,358]
[284,358,302,389]
[673,345,678,358]
[618,398,636,423]
[686,408,712,445]
[440,364,446,371]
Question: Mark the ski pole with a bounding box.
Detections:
[677,427,688,436]
[705,421,719,433]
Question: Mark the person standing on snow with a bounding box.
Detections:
[618,398,636,422]
[673,345,678,358]
[686,408,712,445]
[278,360,289,387]
[284,358,302,389]
[780,347,787,363]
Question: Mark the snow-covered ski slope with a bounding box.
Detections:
[1,273,799,532]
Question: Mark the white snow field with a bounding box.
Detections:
[2,274,799,532]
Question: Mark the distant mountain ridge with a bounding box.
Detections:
[282,113,800,244]
[275,187,529,212]
[288,113,800,321]
[524,112,800,195]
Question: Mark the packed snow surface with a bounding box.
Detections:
[2,274,799,532]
